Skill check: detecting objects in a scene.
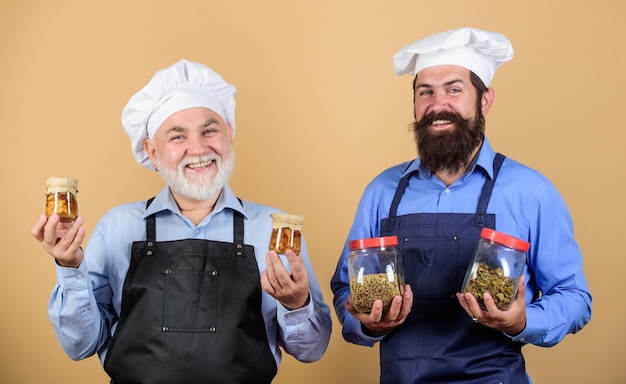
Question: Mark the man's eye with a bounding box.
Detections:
[418,90,432,96]
[449,88,461,94]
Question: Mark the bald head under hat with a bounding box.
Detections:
[393,27,514,87]
[122,59,237,169]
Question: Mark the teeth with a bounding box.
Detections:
[432,119,451,125]
[186,160,213,169]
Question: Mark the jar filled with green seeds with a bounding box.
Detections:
[461,228,530,311]
[348,236,404,313]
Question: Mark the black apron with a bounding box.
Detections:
[104,199,277,384]
[379,153,527,384]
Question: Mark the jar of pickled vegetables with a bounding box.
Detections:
[461,228,529,310]
[45,177,78,221]
[268,213,304,255]
[348,236,404,313]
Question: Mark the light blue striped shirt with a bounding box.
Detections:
[48,184,332,367]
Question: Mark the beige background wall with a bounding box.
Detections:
[1,1,622,383]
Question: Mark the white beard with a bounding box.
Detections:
[157,152,235,201]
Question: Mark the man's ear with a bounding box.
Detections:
[481,88,495,116]
[144,138,157,169]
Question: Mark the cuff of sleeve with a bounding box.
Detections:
[508,306,546,344]
[55,260,90,290]
[278,291,315,326]
[359,323,389,341]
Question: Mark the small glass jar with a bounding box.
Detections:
[268,213,304,255]
[461,228,530,311]
[45,177,78,222]
[348,236,404,313]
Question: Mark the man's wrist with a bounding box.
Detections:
[54,258,81,269]
[283,293,310,311]
[361,323,391,338]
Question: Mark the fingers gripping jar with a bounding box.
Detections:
[348,236,405,313]
[461,228,530,311]
[268,213,304,255]
[45,177,78,221]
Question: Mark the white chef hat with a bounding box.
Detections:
[121,59,236,169]
[392,27,514,87]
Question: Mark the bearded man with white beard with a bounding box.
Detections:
[331,28,592,384]
[31,59,332,384]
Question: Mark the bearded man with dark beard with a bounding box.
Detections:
[412,69,488,180]
[332,27,592,384]
[413,107,484,176]
[32,60,332,384]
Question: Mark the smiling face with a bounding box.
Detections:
[412,65,494,176]
[144,107,235,203]
[413,65,488,127]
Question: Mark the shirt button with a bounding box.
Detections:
[445,188,451,194]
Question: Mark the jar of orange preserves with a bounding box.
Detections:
[45,177,78,221]
[268,213,304,255]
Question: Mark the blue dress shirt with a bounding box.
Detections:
[331,137,591,348]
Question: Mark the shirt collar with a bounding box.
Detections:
[143,183,246,219]
[401,136,497,180]
[471,136,497,179]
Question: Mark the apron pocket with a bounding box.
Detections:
[162,268,218,332]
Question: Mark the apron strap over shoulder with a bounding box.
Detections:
[145,197,157,254]
[385,162,416,232]
[476,153,505,214]
[474,153,505,228]
[233,209,246,257]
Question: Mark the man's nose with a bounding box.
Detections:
[431,92,450,113]
[186,135,209,155]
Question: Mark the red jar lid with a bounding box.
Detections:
[480,228,530,252]
[349,236,398,250]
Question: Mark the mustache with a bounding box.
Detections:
[177,155,219,169]
[419,111,465,125]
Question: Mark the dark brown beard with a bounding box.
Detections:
[412,110,485,175]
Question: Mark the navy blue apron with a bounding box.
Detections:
[379,153,527,384]
[104,199,277,384]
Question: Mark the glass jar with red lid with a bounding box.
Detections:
[348,236,405,313]
[461,227,530,311]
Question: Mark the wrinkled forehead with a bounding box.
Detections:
[414,65,474,87]
[153,106,228,135]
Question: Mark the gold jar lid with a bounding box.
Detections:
[45,177,78,195]
[270,213,304,230]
